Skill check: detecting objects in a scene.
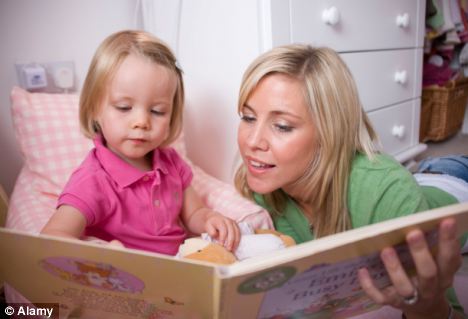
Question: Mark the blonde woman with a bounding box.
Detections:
[235,44,464,318]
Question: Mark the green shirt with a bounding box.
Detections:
[254,153,458,243]
[253,153,464,314]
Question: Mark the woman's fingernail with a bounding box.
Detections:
[381,248,396,262]
[443,220,456,235]
[408,232,424,247]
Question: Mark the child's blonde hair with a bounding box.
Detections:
[80,30,184,147]
[235,44,378,238]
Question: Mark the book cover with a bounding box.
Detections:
[1,203,468,319]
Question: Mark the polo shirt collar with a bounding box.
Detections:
[94,135,168,188]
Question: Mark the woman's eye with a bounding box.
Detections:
[275,123,294,132]
[240,114,256,123]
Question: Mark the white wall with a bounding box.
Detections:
[0,0,139,195]
[0,0,266,196]
[178,0,262,183]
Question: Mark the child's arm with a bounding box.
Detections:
[41,205,125,248]
[41,205,87,240]
[181,186,241,251]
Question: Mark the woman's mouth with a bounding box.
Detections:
[246,157,275,174]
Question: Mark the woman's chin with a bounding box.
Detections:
[246,176,278,194]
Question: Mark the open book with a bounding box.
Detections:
[1,203,468,319]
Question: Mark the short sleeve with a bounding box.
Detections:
[165,148,193,189]
[57,166,111,226]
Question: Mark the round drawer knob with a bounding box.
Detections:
[392,125,405,139]
[394,70,408,84]
[396,13,410,28]
[322,6,340,26]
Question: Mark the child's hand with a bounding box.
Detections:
[205,213,241,252]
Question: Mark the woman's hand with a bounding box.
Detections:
[358,218,463,319]
[204,212,241,252]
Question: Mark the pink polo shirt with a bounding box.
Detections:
[57,136,193,255]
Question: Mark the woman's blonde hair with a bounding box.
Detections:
[234,44,378,238]
[79,30,184,147]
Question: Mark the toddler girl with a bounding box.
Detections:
[41,30,240,255]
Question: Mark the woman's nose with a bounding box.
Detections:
[246,124,268,151]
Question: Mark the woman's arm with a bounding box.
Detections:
[181,186,240,251]
[358,217,464,319]
[41,205,87,240]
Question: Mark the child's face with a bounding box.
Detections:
[97,54,177,170]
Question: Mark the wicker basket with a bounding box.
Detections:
[420,77,468,142]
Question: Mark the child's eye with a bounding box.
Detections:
[151,109,166,116]
[113,105,131,112]
[274,123,294,133]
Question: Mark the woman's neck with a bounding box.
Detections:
[285,190,315,225]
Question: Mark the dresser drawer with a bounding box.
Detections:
[341,48,423,112]
[367,99,420,156]
[286,0,424,52]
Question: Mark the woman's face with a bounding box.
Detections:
[237,73,318,197]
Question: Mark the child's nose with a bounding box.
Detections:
[132,111,150,129]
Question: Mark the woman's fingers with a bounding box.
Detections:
[380,247,416,298]
[358,267,402,307]
[359,220,462,317]
[406,229,438,298]
[437,218,462,288]
[358,268,387,304]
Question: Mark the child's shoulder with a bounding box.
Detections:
[157,147,186,164]
[68,149,108,182]
[155,147,192,178]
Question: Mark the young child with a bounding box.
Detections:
[41,30,240,255]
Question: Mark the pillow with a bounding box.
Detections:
[10,86,187,196]
[11,87,91,196]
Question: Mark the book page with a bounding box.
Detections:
[256,232,435,318]
[217,203,468,319]
[0,229,217,319]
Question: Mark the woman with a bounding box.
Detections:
[235,44,465,318]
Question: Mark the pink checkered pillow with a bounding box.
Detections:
[10,86,187,195]
[7,87,272,233]
[10,87,91,196]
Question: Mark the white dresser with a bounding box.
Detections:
[263,0,427,162]
[173,0,427,182]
